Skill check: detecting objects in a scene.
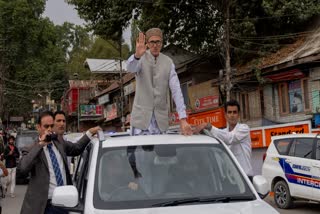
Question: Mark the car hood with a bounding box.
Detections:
[90,200,278,214]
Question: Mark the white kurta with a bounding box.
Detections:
[210,123,253,176]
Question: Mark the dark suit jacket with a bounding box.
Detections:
[18,134,91,214]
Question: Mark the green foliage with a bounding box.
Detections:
[65,36,130,80]
[66,0,137,40]
[0,0,69,117]
[67,0,223,55]
[68,0,320,63]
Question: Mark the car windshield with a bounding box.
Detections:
[93,143,254,209]
[16,133,38,149]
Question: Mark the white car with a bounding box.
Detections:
[262,133,320,209]
[52,132,278,213]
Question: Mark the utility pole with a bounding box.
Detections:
[118,36,125,132]
[0,38,6,119]
[46,89,53,111]
[224,0,232,101]
[0,64,4,119]
[73,73,80,132]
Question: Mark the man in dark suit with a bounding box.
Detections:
[18,111,101,214]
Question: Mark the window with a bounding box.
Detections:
[93,144,254,209]
[278,79,310,114]
[274,139,293,155]
[317,140,320,160]
[240,93,249,120]
[303,79,310,110]
[279,83,289,114]
[170,81,192,111]
[180,81,192,107]
[288,138,313,159]
[239,90,262,120]
[260,89,265,116]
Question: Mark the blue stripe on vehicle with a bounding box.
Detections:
[278,158,320,189]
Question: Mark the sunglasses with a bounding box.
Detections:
[43,124,54,129]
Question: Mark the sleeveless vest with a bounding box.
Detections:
[131,50,172,131]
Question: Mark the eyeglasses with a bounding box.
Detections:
[43,124,54,129]
[148,40,162,46]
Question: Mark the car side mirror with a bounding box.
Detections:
[252,175,269,199]
[52,185,79,208]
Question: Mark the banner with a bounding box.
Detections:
[188,80,219,111]
[250,130,264,148]
[106,103,118,121]
[250,121,311,148]
[188,107,226,128]
[80,105,103,116]
[195,95,219,110]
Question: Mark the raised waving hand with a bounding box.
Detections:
[135,32,147,58]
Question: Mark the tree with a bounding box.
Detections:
[67,0,320,60]
[0,0,71,118]
[67,0,223,55]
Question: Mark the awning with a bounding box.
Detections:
[79,116,104,121]
[84,58,127,73]
[264,69,305,82]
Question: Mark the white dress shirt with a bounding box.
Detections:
[44,131,93,199]
[127,54,187,135]
[43,142,67,199]
[210,123,253,176]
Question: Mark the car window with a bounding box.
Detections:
[93,143,254,209]
[316,140,320,160]
[274,139,293,155]
[16,133,38,149]
[288,138,314,159]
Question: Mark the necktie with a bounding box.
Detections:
[47,143,64,186]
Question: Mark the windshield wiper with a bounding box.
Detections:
[152,195,255,207]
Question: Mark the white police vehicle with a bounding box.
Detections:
[262,133,320,209]
[52,132,278,213]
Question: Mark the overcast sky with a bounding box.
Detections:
[43,0,84,25]
[43,0,131,48]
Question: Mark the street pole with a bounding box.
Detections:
[77,86,80,132]
[0,64,3,119]
[119,36,125,132]
[73,73,81,132]
[224,0,232,101]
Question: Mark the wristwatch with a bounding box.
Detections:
[205,123,212,131]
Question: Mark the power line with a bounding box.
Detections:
[231,30,315,41]
[230,44,270,55]
[229,13,320,21]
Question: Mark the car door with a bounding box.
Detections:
[310,138,320,201]
[71,143,93,213]
[284,137,314,199]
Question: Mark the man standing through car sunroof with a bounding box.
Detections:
[127,28,192,136]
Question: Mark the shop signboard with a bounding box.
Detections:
[188,80,219,111]
[98,94,110,105]
[188,107,226,128]
[80,105,103,116]
[106,103,118,121]
[250,120,311,147]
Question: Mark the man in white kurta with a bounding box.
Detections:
[194,100,253,179]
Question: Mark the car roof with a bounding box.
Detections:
[64,132,85,143]
[101,134,220,148]
[271,133,319,141]
[16,131,38,136]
